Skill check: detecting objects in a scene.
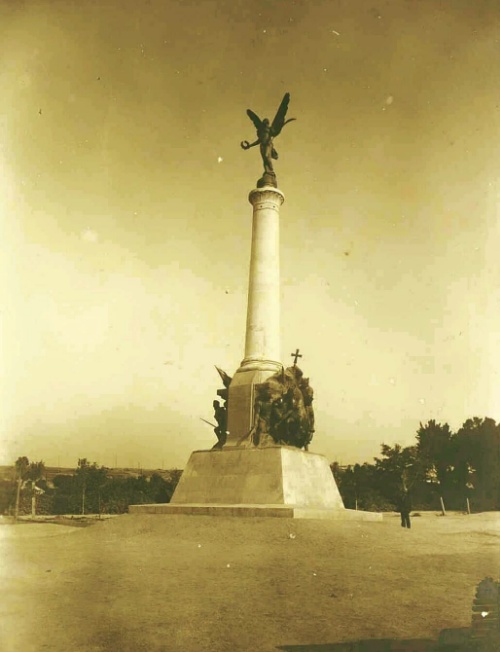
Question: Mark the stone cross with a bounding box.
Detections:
[291,348,302,365]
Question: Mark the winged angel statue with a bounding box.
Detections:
[241,93,295,188]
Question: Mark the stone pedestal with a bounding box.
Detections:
[172,447,343,507]
[129,447,382,521]
[226,187,284,446]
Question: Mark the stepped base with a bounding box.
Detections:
[129,503,381,520]
[129,446,382,521]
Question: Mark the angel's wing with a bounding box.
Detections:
[246,109,263,131]
[271,92,296,137]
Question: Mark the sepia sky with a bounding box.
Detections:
[1,0,500,470]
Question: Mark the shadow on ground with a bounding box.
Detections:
[277,627,497,651]
[277,640,434,651]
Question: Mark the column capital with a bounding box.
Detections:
[249,186,285,208]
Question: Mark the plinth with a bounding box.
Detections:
[130,446,382,520]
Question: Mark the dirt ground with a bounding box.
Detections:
[1,511,499,652]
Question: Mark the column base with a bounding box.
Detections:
[236,357,283,374]
[225,360,282,446]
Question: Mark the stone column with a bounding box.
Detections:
[225,186,284,446]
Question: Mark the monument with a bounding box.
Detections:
[130,95,381,520]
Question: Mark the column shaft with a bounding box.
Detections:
[225,187,284,446]
[242,187,283,366]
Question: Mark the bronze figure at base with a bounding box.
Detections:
[239,365,314,450]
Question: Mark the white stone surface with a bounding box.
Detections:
[281,447,344,508]
[226,186,284,445]
[242,186,284,366]
[129,503,382,521]
[170,446,345,509]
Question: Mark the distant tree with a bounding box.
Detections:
[97,470,183,513]
[25,461,46,518]
[416,420,454,511]
[148,473,172,503]
[341,464,374,510]
[453,417,500,511]
[331,462,393,511]
[330,462,344,489]
[50,466,181,515]
[100,477,131,513]
[416,420,453,486]
[76,458,90,515]
[52,475,75,492]
[0,478,17,515]
[161,470,183,502]
[51,474,78,514]
[91,466,109,516]
[14,456,30,520]
[328,415,500,513]
[75,459,108,515]
[373,444,421,507]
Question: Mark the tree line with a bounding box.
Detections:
[331,417,500,512]
[2,416,499,516]
[0,457,182,517]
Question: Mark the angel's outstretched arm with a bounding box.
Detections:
[241,138,260,150]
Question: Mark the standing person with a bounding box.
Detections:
[397,489,412,529]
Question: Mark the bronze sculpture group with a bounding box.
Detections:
[241,365,315,450]
[211,363,315,451]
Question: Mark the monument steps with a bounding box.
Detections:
[129,502,381,520]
